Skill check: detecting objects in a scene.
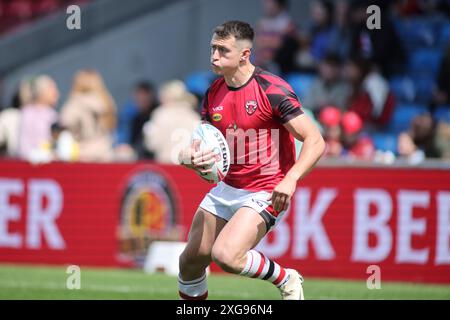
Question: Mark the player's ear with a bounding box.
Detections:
[240,48,251,62]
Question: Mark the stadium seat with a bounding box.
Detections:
[408,48,443,77]
[438,22,450,49]
[389,75,416,103]
[387,103,428,134]
[433,105,450,123]
[372,133,398,153]
[185,71,215,97]
[412,74,436,104]
[285,73,317,100]
[396,18,436,51]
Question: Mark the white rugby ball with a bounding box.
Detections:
[191,122,230,183]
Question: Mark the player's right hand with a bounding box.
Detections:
[178,140,216,174]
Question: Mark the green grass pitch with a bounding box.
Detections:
[0,264,449,300]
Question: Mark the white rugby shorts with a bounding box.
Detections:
[199,181,288,233]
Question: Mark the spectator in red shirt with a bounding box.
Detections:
[319,105,343,157]
[340,111,375,160]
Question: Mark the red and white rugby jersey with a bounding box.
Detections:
[201,67,303,192]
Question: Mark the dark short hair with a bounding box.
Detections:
[275,0,289,9]
[322,53,342,66]
[213,21,254,42]
[135,81,155,92]
[347,54,373,77]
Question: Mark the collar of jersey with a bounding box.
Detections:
[226,67,259,91]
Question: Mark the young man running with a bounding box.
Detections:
[178,20,325,300]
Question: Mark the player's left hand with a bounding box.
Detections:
[269,176,297,213]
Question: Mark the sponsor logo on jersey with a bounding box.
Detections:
[212,106,224,112]
[212,113,222,121]
[245,100,258,115]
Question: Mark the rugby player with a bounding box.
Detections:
[178,21,325,300]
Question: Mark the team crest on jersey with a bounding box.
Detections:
[245,100,258,115]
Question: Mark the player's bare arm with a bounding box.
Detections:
[270,113,326,213]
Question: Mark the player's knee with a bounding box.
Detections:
[211,244,239,273]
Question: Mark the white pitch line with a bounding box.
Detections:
[0,280,260,299]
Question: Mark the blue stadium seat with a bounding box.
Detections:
[185,71,215,97]
[412,74,436,104]
[285,73,317,100]
[408,48,443,76]
[389,75,415,103]
[438,22,450,49]
[434,105,450,123]
[396,18,436,51]
[372,133,398,153]
[387,103,428,134]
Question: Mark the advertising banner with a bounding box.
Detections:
[0,161,449,283]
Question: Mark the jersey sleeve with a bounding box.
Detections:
[267,85,303,123]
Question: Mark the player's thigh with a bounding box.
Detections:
[212,206,267,262]
[182,207,227,262]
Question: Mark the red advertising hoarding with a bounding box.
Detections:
[0,160,449,284]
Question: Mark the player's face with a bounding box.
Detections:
[210,34,242,75]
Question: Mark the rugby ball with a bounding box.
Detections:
[191,122,230,183]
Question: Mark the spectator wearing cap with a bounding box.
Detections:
[318,105,343,157]
[340,111,375,161]
[302,53,350,114]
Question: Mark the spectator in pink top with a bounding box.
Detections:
[17,75,59,161]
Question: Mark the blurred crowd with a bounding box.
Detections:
[0,0,450,165]
[0,70,201,163]
[251,0,450,164]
